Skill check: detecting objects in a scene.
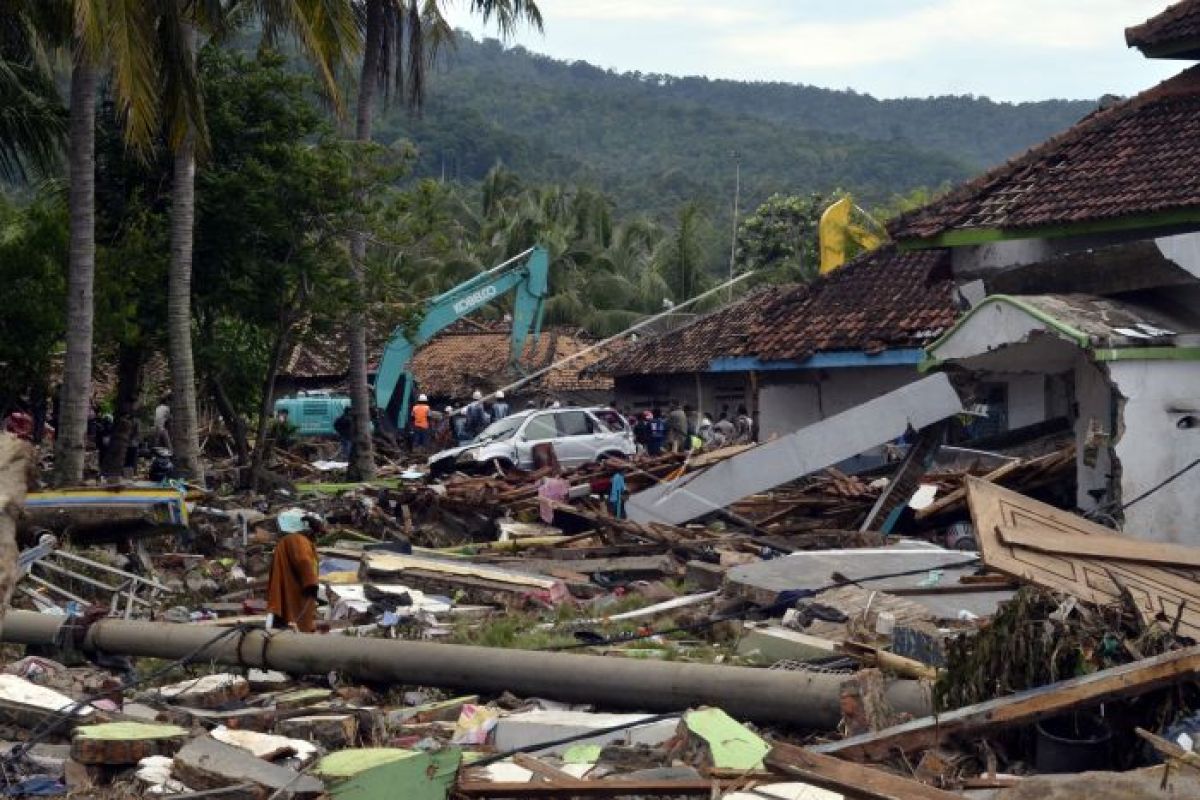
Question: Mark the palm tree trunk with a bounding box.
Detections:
[168,132,205,483]
[346,0,384,482]
[53,55,98,486]
[167,24,204,484]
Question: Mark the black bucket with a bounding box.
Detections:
[1035,712,1113,773]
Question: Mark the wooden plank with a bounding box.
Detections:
[966,477,1200,639]
[486,555,679,576]
[456,778,759,796]
[915,459,1023,520]
[512,753,586,784]
[813,644,1200,762]
[997,524,1200,569]
[767,741,966,800]
[1135,727,1200,775]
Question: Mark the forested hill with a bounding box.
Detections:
[373,35,1094,218]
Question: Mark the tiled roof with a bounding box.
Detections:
[750,247,956,361]
[1127,1,1200,57]
[408,327,616,399]
[595,246,957,376]
[282,317,615,398]
[889,66,1200,242]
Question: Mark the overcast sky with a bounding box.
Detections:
[444,0,1183,102]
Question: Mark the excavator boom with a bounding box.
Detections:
[374,246,550,429]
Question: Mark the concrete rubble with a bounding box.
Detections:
[0,389,1197,800]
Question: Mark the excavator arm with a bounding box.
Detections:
[374,246,550,429]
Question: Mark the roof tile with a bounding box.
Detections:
[889,66,1200,240]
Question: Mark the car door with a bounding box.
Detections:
[513,413,558,469]
[554,410,601,466]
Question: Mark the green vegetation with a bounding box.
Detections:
[379,35,1092,220]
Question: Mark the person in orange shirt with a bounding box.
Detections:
[411,393,432,450]
[266,511,321,633]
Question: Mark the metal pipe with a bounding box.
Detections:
[1,611,929,727]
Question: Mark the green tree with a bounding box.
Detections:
[190,48,362,487]
[0,195,67,419]
[347,0,542,480]
[0,1,67,179]
[167,0,360,483]
[734,192,827,285]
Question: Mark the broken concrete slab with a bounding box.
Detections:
[71,722,189,765]
[387,695,479,727]
[736,625,838,665]
[626,374,962,525]
[211,725,319,764]
[156,673,249,709]
[0,673,95,729]
[725,541,1010,620]
[162,704,276,732]
[492,710,678,755]
[173,735,324,798]
[276,713,359,749]
[136,754,194,795]
[272,687,333,711]
[316,747,462,800]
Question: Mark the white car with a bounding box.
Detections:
[428,407,635,475]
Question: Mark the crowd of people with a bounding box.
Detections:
[333,391,756,460]
[628,401,754,455]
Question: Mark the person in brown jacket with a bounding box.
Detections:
[266,511,322,633]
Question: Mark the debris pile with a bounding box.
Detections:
[1,386,1199,799]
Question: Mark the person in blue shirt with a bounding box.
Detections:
[647,408,667,456]
[491,391,510,422]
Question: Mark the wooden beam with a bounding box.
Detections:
[767,741,966,800]
[996,524,1200,570]
[456,778,756,796]
[512,753,588,785]
[966,477,1200,639]
[813,644,1200,762]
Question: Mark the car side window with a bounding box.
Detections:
[556,411,593,437]
[523,414,557,441]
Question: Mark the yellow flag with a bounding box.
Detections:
[818,197,887,275]
[818,197,852,275]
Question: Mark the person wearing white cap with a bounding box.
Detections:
[491,390,510,422]
[411,392,432,450]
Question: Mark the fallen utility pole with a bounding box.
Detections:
[2,611,929,727]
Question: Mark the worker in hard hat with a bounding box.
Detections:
[465,390,488,439]
[491,390,510,422]
[411,393,432,450]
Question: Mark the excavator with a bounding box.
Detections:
[374,245,550,430]
[275,246,549,436]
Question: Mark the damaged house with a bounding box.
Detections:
[595,245,959,446]
[278,319,615,410]
[888,2,1200,542]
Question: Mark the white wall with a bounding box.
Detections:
[1108,360,1200,544]
[757,366,920,441]
[1074,357,1117,517]
[1006,373,1047,429]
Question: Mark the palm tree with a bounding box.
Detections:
[54,1,165,485]
[164,0,358,484]
[347,0,541,479]
[0,2,67,180]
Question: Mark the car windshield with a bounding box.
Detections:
[471,415,524,444]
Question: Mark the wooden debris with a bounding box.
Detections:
[157,674,250,709]
[71,722,190,765]
[966,477,1200,639]
[813,644,1200,761]
[767,741,966,800]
